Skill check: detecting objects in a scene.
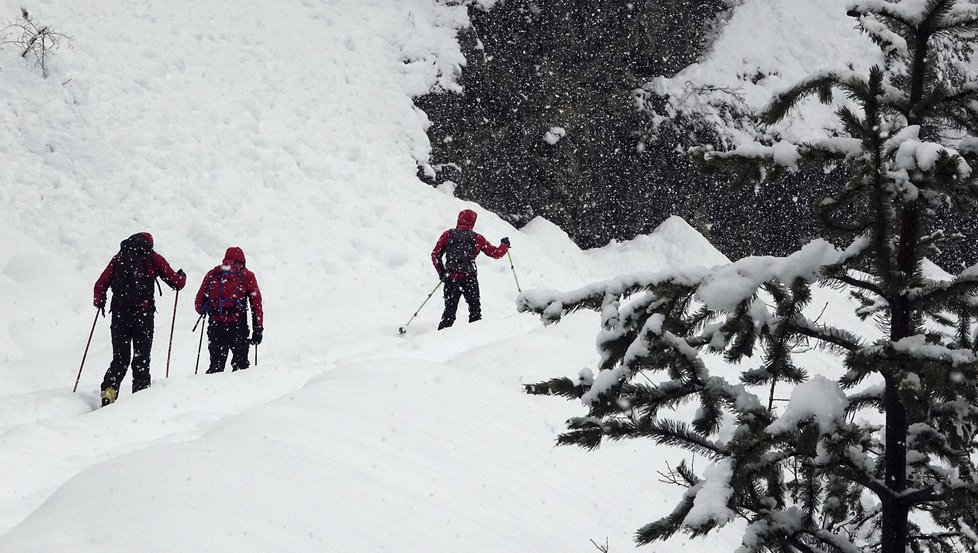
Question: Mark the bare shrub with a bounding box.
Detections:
[1,8,71,78]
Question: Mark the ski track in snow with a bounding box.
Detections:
[0,0,882,550]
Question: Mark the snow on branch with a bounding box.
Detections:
[521,238,867,331]
[855,13,909,55]
[890,335,977,366]
[847,0,933,26]
[889,126,973,179]
[697,239,865,312]
[960,137,978,155]
[517,269,708,326]
[696,136,866,172]
[766,376,850,436]
[909,268,978,308]
[936,3,978,30]
[738,509,807,553]
[682,459,737,529]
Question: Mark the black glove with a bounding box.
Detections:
[500,237,511,247]
[251,327,263,345]
[94,296,106,309]
[177,269,186,278]
[439,271,450,283]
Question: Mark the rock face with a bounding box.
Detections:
[416,0,978,269]
[415,0,736,249]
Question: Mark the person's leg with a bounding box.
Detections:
[130,310,155,393]
[438,280,463,330]
[229,320,251,371]
[206,323,231,374]
[462,277,482,323]
[101,312,134,396]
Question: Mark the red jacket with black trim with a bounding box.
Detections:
[93,232,186,311]
[194,247,264,327]
[431,209,509,281]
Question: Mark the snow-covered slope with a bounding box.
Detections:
[652,0,880,144]
[0,0,878,551]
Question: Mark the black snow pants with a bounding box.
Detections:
[438,276,481,330]
[101,307,155,393]
[206,319,251,373]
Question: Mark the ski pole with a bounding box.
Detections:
[73,307,103,393]
[398,281,443,335]
[165,289,179,378]
[193,312,206,375]
[507,251,522,294]
[254,344,258,367]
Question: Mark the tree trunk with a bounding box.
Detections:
[881,373,910,553]
[880,200,921,553]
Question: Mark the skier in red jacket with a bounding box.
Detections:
[195,247,263,373]
[93,232,186,405]
[431,209,510,330]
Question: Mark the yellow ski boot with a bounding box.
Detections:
[100,387,118,407]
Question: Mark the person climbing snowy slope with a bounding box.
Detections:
[431,209,510,330]
[93,232,186,406]
[195,247,264,374]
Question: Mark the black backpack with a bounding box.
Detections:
[444,229,477,274]
[110,234,156,309]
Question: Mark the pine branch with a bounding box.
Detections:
[786,318,862,353]
[831,273,888,301]
[912,274,978,310]
[923,0,958,30]
[555,426,604,450]
[644,419,728,459]
[524,377,584,399]
[845,386,885,415]
[763,73,841,126]
[626,380,701,420]
[830,450,894,500]
[787,535,833,553]
[635,495,696,545]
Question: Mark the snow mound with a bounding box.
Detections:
[588,215,729,273]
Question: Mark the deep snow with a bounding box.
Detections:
[1,0,883,551]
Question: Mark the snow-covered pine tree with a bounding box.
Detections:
[521,1,978,552]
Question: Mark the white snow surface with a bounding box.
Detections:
[0,0,888,551]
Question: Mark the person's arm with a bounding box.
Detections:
[476,234,509,259]
[430,230,450,276]
[246,271,264,345]
[195,270,212,314]
[93,257,116,307]
[247,271,263,328]
[152,252,186,290]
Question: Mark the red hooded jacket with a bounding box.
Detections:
[93,232,186,311]
[431,209,509,281]
[195,247,264,327]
